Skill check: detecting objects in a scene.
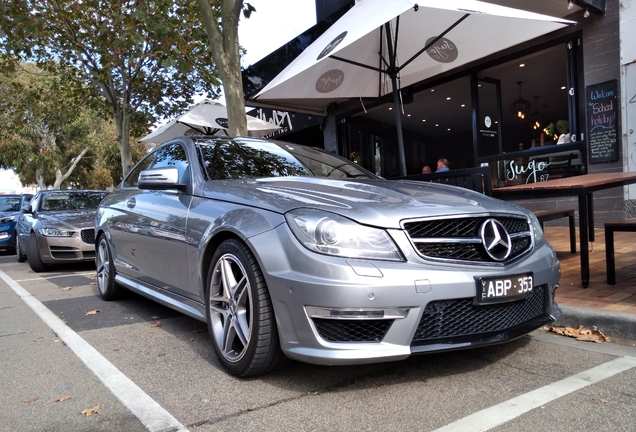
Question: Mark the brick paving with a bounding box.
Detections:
[544,226,636,314]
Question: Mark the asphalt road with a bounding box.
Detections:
[1,250,635,432]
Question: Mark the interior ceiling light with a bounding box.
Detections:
[460,104,465,107]
[510,81,530,120]
[519,63,525,67]
[422,119,426,122]
[561,86,567,90]
[531,96,544,130]
[446,97,451,100]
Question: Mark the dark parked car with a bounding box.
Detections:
[16,189,108,272]
[0,194,33,253]
[96,137,561,377]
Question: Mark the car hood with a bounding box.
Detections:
[36,210,98,230]
[0,210,19,219]
[200,177,529,229]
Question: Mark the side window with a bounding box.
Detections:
[148,143,189,184]
[123,153,154,188]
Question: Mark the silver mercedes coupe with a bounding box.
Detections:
[95,137,561,377]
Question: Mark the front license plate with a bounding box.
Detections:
[476,273,534,305]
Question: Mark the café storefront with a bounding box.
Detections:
[243,0,629,225]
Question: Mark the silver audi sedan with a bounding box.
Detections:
[96,137,561,377]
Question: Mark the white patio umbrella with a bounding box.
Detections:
[252,0,575,176]
[139,99,281,144]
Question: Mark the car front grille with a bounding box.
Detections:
[313,319,394,342]
[403,216,532,264]
[52,251,78,259]
[411,286,546,345]
[81,229,95,244]
[83,251,95,259]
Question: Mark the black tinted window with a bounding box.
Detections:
[0,196,21,212]
[123,154,154,188]
[39,191,108,212]
[149,144,189,183]
[197,139,374,180]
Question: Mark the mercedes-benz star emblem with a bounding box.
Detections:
[480,219,512,261]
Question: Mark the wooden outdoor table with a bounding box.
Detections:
[492,172,636,288]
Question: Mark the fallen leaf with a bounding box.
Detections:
[89,282,97,286]
[91,274,97,279]
[151,316,160,320]
[548,325,610,343]
[151,321,161,327]
[61,286,72,291]
[600,399,609,404]
[86,310,100,316]
[81,405,101,416]
[23,397,39,403]
[47,396,71,404]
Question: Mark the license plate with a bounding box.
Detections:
[476,273,534,305]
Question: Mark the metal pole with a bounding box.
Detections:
[392,75,407,177]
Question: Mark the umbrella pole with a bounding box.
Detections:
[391,73,407,177]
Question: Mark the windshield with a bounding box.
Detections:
[38,191,108,212]
[0,196,21,212]
[197,139,376,180]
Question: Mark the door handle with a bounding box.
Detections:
[126,197,136,209]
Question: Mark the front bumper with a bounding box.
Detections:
[248,224,561,366]
[35,228,96,264]
[0,221,17,249]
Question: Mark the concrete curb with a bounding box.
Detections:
[553,304,636,342]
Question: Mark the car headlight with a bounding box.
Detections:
[0,215,15,224]
[528,213,545,246]
[38,228,74,237]
[285,208,403,261]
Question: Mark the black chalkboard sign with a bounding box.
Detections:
[586,80,618,163]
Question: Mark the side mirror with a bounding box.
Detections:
[22,205,33,214]
[138,167,186,190]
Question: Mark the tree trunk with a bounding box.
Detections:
[52,147,90,189]
[221,59,247,137]
[112,105,133,179]
[35,167,45,190]
[196,0,248,137]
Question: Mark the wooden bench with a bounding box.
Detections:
[533,209,576,253]
[604,218,636,284]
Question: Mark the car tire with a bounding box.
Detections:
[206,239,288,377]
[16,233,26,263]
[26,232,53,272]
[96,234,122,300]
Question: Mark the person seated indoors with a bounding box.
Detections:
[422,165,432,174]
[436,158,450,172]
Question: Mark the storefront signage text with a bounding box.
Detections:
[506,159,550,184]
[425,37,458,63]
[315,69,344,93]
[254,109,293,138]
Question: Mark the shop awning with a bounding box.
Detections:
[250,0,575,175]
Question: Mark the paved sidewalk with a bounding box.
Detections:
[542,226,636,342]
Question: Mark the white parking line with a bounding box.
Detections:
[433,355,636,432]
[15,271,96,282]
[0,269,188,432]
